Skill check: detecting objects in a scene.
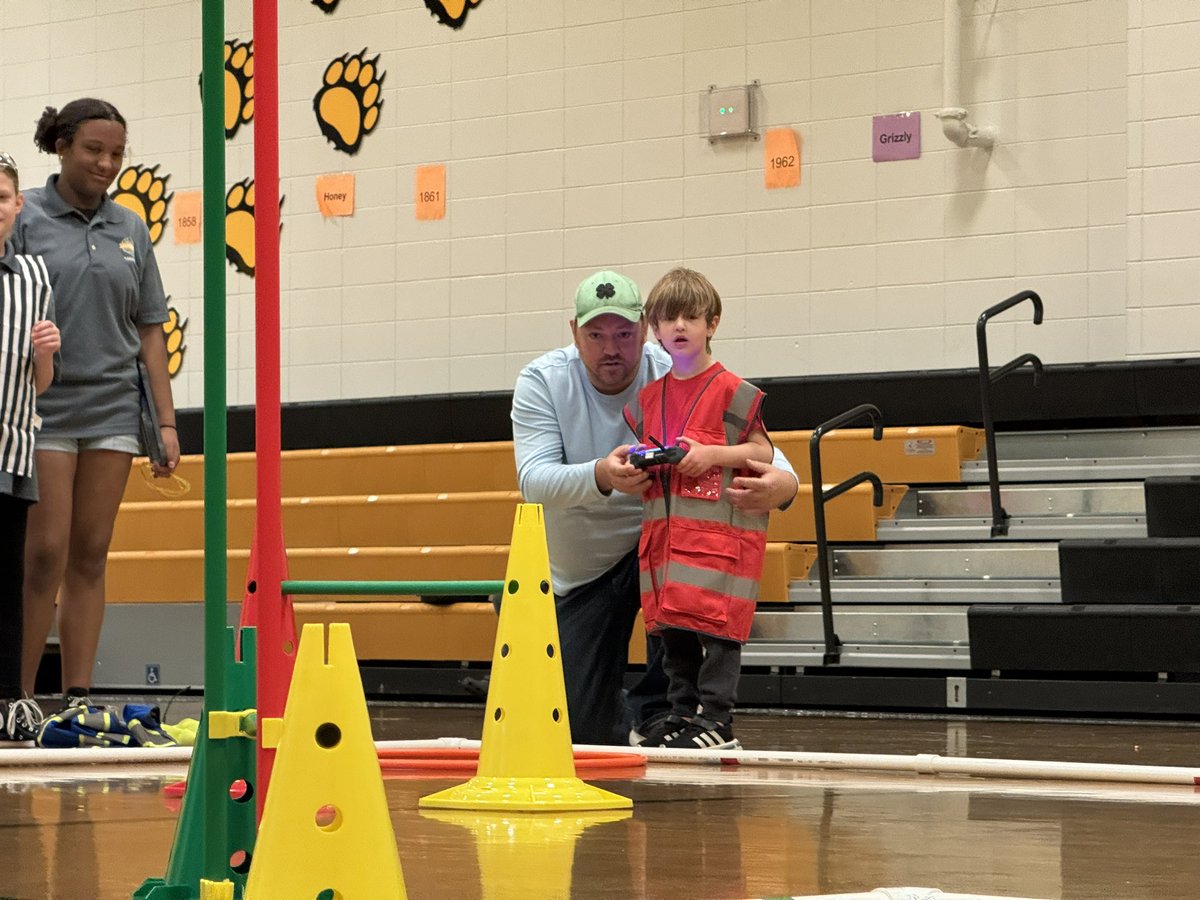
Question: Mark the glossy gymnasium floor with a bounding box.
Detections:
[2,700,1200,899]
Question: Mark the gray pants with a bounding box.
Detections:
[554,551,670,745]
[660,628,741,725]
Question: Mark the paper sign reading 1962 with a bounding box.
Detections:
[415,165,446,220]
[173,191,202,244]
[316,172,355,217]
[763,128,801,189]
[872,112,921,162]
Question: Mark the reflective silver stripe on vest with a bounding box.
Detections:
[640,560,761,603]
[644,496,768,533]
[722,379,761,444]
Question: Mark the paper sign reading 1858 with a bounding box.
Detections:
[316,172,356,217]
[173,191,202,244]
[763,128,801,189]
[415,165,446,220]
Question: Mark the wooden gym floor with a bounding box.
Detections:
[2,701,1199,899]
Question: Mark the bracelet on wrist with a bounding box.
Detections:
[161,424,178,430]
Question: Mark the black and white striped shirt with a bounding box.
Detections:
[1,251,54,478]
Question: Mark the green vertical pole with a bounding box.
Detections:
[137,2,244,896]
[200,0,230,882]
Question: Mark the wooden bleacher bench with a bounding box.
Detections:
[122,441,518,503]
[774,425,984,484]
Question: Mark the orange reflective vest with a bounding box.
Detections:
[622,365,768,643]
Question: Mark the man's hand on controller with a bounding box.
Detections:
[596,444,653,496]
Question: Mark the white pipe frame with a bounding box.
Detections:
[936,0,996,149]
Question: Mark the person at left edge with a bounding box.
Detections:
[0,150,60,742]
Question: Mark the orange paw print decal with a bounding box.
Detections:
[425,0,484,29]
[162,304,188,377]
[111,165,173,245]
[224,39,255,139]
[313,49,384,155]
[312,0,341,11]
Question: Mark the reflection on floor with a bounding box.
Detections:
[2,701,1200,899]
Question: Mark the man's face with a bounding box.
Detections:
[571,313,648,395]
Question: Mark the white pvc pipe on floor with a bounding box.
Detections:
[5,738,1199,791]
[375,738,1200,788]
[795,892,1044,900]
[0,745,192,767]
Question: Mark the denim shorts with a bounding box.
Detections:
[37,434,141,455]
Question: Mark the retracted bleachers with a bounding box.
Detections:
[100,427,985,692]
[103,444,529,689]
[954,428,1200,711]
[776,425,1200,714]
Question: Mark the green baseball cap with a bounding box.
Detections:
[574,270,642,326]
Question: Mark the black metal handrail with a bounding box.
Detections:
[976,290,1044,537]
[809,403,884,666]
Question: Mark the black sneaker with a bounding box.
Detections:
[660,716,739,750]
[61,687,94,711]
[1,697,46,742]
[631,713,691,747]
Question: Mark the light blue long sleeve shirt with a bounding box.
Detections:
[511,342,794,594]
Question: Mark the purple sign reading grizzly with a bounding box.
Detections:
[873,112,921,162]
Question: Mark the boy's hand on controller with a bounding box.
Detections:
[675,435,716,476]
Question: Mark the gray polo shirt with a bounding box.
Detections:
[12,175,168,438]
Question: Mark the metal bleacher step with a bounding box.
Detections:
[786,542,1061,606]
[874,482,1147,541]
[962,426,1200,482]
[751,543,1063,668]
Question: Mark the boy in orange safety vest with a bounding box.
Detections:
[622,267,773,750]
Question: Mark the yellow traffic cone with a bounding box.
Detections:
[421,809,630,898]
[245,622,406,898]
[420,503,632,811]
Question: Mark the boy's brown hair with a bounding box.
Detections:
[644,267,722,352]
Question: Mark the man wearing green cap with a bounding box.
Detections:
[511,269,799,746]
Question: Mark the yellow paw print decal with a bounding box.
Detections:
[224,39,255,139]
[312,0,341,11]
[162,304,188,377]
[425,0,484,29]
[111,165,173,245]
[313,49,384,155]
[225,178,257,277]
[224,178,285,278]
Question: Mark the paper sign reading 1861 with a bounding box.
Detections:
[316,172,355,217]
[173,191,201,244]
[415,164,446,220]
[873,112,921,162]
[763,128,802,189]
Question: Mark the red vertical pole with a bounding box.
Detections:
[251,0,294,821]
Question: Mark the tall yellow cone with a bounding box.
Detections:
[245,622,406,898]
[420,503,632,811]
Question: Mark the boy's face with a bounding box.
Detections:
[0,171,22,247]
[652,313,718,359]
